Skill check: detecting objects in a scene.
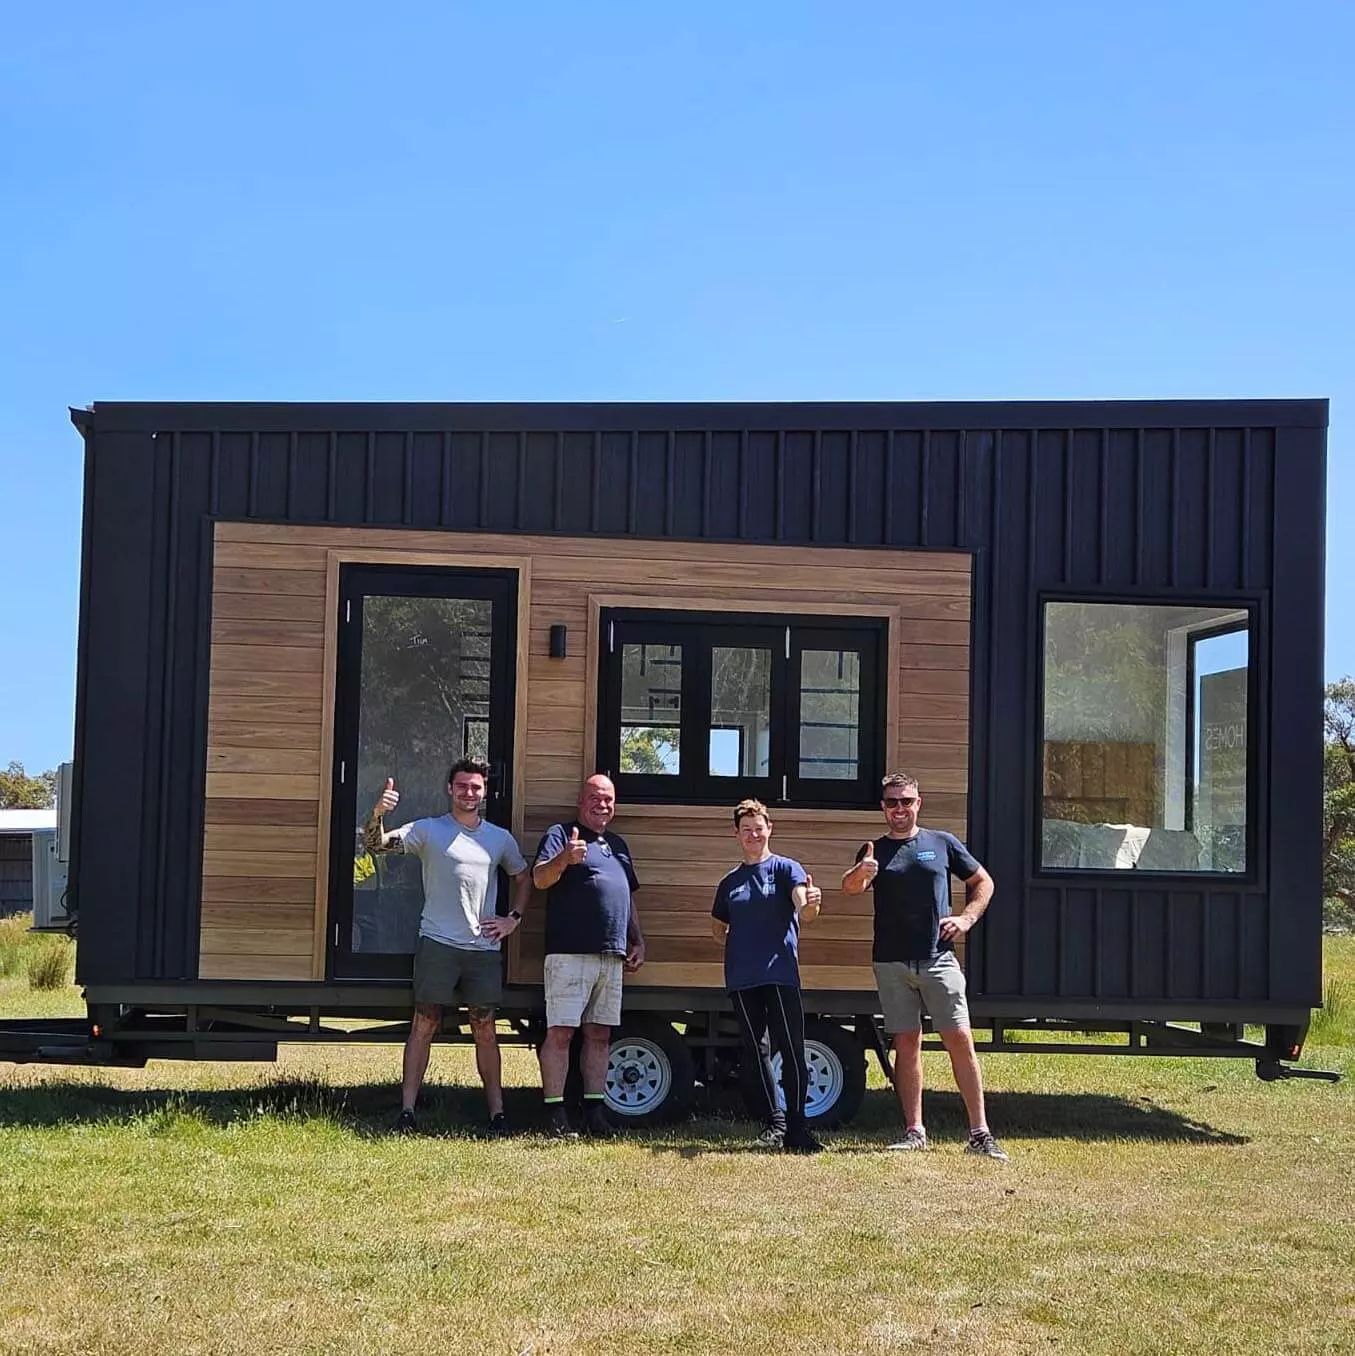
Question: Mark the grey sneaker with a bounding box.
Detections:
[754,1125,785,1150]
[888,1127,929,1151]
[965,1129,1009,1161]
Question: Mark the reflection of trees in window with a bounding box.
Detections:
[711,647,771,776]
[352,596,493,951]
[620,643,681,774]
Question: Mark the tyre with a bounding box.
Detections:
[739,1018,868,1128]
[603,1019,697,1122]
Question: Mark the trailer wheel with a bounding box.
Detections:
[740,1019,867,1128]
[604,1019,696,1122]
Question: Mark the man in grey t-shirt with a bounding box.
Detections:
[365,757,530,1133]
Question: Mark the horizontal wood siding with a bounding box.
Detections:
[200,522,970,987]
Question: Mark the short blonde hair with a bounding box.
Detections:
[733,798,771,828]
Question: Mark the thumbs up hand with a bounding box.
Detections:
[859,841,879,882]
[804,873,822,911]
[565,825,589,865]
[373,777,400,819]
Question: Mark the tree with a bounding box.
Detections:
[0,762,57,810]
[1324,680,1355,932]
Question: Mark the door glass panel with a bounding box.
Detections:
[351,595,493,954]
[798,648,860,779]
[620,642,681,774]
[710,646,772,776]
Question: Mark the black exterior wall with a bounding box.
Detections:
[67,400,1329,1014]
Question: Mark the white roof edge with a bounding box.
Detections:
[0,809,58,832]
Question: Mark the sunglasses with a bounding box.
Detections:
[882,796,918,808]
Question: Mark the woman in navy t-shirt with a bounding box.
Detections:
[711,798,824,1154]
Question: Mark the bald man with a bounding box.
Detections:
[532,775,646,1137]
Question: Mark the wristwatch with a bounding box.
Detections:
[508,910,523,921]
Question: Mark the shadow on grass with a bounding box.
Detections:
[0,1080,1247,1147]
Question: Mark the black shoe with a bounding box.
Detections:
[583,1101,616,1138]
[488,1112,510,1137]
[783,1126,825,1155]
[965,1129,1009,1162]
[545,1104,578,1139]
[395,1107,417,1135]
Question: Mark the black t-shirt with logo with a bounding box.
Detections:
[855,829,982,962]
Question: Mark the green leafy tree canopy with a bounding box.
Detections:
[1324,680,1355,932]
[0,762,57,810]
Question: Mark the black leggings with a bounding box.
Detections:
[732,984,807,1133]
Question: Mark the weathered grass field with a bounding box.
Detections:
[2,931,1352,1356]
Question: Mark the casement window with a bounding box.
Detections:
[597,609,886,806]
[1040,600,1252,874]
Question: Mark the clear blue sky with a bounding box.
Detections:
[1,1,1350,772]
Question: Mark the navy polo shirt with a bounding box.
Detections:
[856,829,981,962]
[535,821,638,957]
[711,854,808,992]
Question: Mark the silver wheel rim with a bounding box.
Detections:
[770,1038,846,1119]
[606,1037,674,1117]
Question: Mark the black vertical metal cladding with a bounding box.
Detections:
[72,428,160,983]
[68,398,1327,1013]
[1267,423,1326,1005]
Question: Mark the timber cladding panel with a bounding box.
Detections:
[200,522,972,987]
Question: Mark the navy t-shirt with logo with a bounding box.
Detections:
[856,829,981,962]
[535,821,638,957]
[711,854,809,992]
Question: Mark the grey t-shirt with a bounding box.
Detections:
[389,816,528,951]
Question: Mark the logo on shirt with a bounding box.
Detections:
[917,850,937,862]
[728,884,751,903]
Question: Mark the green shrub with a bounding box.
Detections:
[27,936,72,991]
[0,913,30,977]
[1309,977,1353,1046]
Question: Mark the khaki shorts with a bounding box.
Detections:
[874,954,970,1033]
[544,953,624,1028]
[412,936,503,1010]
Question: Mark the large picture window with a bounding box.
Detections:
[1040,601,1251,874]
[598,610,886,806]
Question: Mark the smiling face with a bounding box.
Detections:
[734,809,773,861]
[881,779,922,837]
[577,775,617,834]
[448,770,486,818]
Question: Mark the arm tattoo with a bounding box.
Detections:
[364,816,405,855]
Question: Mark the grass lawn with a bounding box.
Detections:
[1,933,1352,1355]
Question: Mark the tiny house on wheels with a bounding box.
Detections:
[0,399,1336,1121]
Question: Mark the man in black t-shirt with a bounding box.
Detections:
[842,773,1007,1161]
[532,774,645,1138]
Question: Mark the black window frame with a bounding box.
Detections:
[597,608,887,808]
[1034,591,1262,883]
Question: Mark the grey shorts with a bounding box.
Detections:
[543,953,624,1028]
[412,936,503,1010]
[874,953,970,1033]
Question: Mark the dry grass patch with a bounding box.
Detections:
[1,938,1353,1354]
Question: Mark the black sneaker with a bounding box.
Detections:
[395,1108,417,1135]
[754,1125,785,1150]
[965,1129,1009,1162]
[583,1101,616,1139]
[488,1112,510,1137]
[545,1105,578,1139]
[783,1126,825,1155]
